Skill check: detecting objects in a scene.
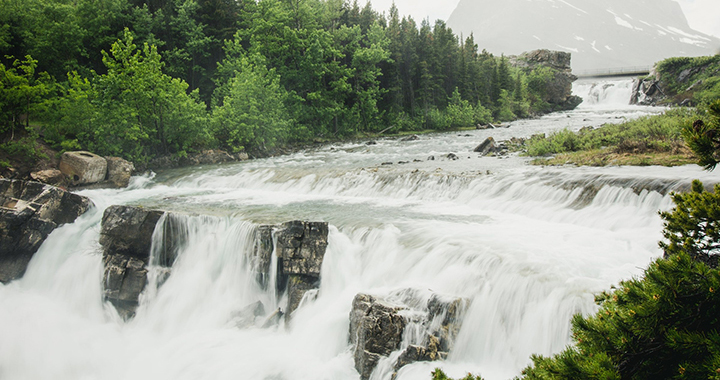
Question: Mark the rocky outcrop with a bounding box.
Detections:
[350,294,408,380]
[510,49,583,111]
[100,205,165,319]
[254,221,329,320]
[630,56,720,106]
[348,291,470,380]
[59,151,108,186]
[99,210,329,321]
[630,75,666,106]
[0,179,93,283]
[474,137,498,156]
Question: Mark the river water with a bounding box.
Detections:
[2,78,720,380]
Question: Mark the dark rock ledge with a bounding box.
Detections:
[0,179,93,283]
[100,205,329,321]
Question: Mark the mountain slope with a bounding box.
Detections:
[446,0,720,71]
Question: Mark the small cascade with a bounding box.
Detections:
[573,78,635,108]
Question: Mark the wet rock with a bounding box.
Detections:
[382,162,394,166]
[253,221,329,321]
[286,275,318,319]
[401,135,420,142]
[100,205,165,319]
[427,294,470,352]
[105,157,135,188]
[59,151,108,186]
[350,294,407,380]
[447,153,459,161]
[348,291,470,379]
[427,156,435,161]
[30,169,66,187]
[0,179,92,283]
[394,335,445,372]
[366,141,378,145]
[473,137,498,156]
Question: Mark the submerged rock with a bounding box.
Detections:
[0,179,93,283]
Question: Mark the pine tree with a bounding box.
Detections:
[683,100,720,170]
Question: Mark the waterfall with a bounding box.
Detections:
[2,107,720,380]
[573,77,636,109]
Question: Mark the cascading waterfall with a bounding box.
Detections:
[2,84,720,380]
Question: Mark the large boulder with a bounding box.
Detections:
[59,151,108,186]
[100,205,165,319]
[350,294,408,380]
[105,157,135,188]
[0,179,93,283]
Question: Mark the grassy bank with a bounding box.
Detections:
[515,108,702,167]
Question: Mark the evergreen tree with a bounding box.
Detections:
[518,180,720,380]
[683,100,720,170]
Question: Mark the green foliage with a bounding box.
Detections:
[1,0,579,167]
[656,55,720,95]
[525,108,697,157]
[0,55,52,136]
[212,54,291,152]
[518,182,720,379]
[660,180,720,266]
[431,368,484,380]
[682,100,720,170]
[44,30,209,163]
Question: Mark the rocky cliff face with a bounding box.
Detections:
[631,55,720,106]
[0,179,93,283]
[510,49,583,111]
[447,0,720,71]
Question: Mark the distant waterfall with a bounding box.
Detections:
[573,78,636,108]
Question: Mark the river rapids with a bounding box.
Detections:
[2,78,719,380]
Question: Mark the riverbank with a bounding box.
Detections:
[513,107,702,167]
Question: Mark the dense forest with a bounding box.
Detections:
[1,0,572,165]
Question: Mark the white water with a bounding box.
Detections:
[2,78,719,380]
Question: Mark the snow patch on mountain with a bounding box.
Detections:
[446,0,720,71]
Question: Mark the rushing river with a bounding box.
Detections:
[3,78,720,380]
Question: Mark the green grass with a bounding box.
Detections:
[518,108,702,167]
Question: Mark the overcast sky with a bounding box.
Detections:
[368,0,720,38]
